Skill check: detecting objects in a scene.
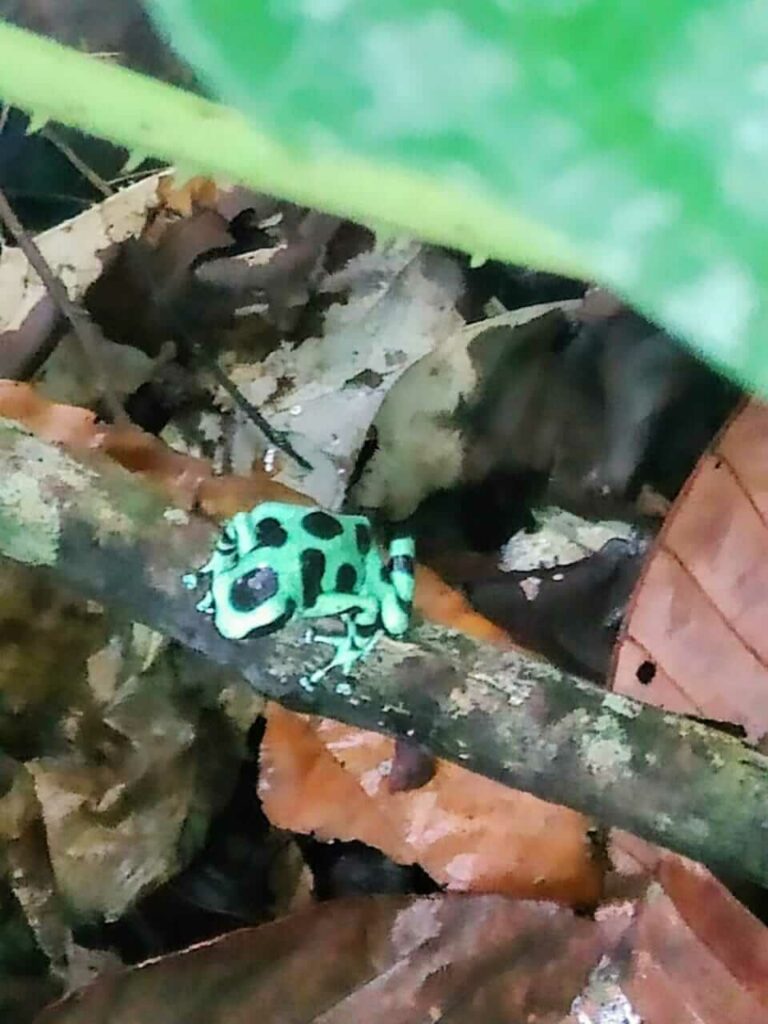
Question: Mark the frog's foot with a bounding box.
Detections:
[308,627,348,651]
[308,629,384,685]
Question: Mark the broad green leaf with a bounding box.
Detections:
[0,21,582,277]
[145,0,768,392]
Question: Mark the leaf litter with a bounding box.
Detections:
[0,150,765,1023]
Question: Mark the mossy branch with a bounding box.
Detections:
[0,419,767,885]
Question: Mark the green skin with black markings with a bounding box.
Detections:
[184,502,415,684]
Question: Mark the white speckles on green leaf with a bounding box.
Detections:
[685,817,711,842]
[655,812,675,835]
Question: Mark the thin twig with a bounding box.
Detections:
[107,168,160,187]
[42,126,114,198]
[197,344,312,471]
[0,186,128,425]
[0,103,9,136]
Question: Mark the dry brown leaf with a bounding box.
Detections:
[259,704,603,906]
[230,239,464,505]
[34,894,622,1024]
[612,398,768,741]
[618,855,768,1021]
[353,303,578,520]
[0,174,166,342]
[0,171,217,383]
[36,856,768,1023]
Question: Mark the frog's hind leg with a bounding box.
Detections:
[388,537,415,605]
[305,595,380,684]
[377,536,415,639]
[307,614,383,684]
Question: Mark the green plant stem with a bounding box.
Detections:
[0,20,585,279]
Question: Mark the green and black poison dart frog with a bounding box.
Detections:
[184,502,415,687]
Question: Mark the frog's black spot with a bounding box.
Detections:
[355,523,371,555]
[230,566,279,611]
[301,548,325,608]
[390,554,415,577]
[396,594,412,614]
[256,517,288,548]
[380,564,392,583]
[355,621,378,638]
[217,526,237,552]
[336,563,357,593]
[244,600,296,638]
[302,510,343,540]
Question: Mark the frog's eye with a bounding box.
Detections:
[230,566,279,611]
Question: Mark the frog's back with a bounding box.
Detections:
[247,503,371,564]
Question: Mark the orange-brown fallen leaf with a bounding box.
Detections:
[34,855,768,1024]
[0,380,308,516]
[612,398,768,742]
[259,704,603,906]
[414,564,512,647]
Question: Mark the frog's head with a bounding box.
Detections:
[207,549,298,640]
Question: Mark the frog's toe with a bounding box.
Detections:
[308,660,334,684]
